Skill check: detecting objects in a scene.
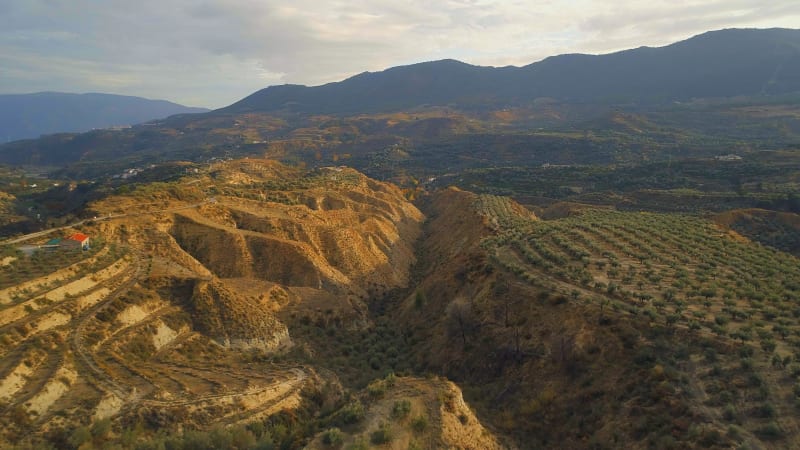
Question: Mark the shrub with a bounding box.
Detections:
[392,399,412,419]
[334,400,365,425]
[411,414,428,433]
[698,427,724,447]
[68,426,92,449]
[345,439,369,450]
[90,418,111,439]
[755,422,783,440]
[738,345,754,358]
[753,403,775,418]
[722,404,738,423]
[182,429,215,449]
[414,290,425,309]
[727,425,743,441]
[370,422,392,445]
[367,379,387,399]
[322,427,343,447]
[229,425,256,449]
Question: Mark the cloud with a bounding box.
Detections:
[573,0,800,53]
[0,0,798,108]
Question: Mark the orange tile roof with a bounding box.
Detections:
[67,233,89,242]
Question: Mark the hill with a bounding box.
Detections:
[225,28,800,114]
[0,160,431,448]
[0,92,208,142]
[392,188,800,448]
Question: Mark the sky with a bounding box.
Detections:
[1,1,799,109]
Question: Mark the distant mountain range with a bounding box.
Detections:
[2,28,800,171]
[224,28,800,114]
[0,92,208,142]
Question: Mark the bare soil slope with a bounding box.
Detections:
[0,159,425,444]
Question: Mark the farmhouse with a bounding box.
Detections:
[62,232,90,250]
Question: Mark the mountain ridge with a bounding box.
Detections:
[0,92,209,142]
[224,28,800,114]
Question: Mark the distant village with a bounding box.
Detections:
[112,165,156,180]
[714,154,743,161]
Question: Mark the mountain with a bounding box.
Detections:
[0,92,209,142]
[225,59,515,114]
[2,28,800,173]
[225,28,800,114]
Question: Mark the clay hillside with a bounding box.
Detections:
[2,160,510,448]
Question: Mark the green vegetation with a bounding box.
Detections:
[391,399,412,419]
[467,195,800,446]
[290,315,414,388]
[321,427,343,447]
[485,207,800,338]
[15,394,336,450]
[410,414,428,433]
[369,422,393,445]
[449,150,800,216]
[330,400,365,426]
[717,209,800,256]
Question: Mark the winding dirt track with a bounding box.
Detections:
[70,254,145,399]
[0,242,309,431]
[1,201,209,246]
[64,250,308,424]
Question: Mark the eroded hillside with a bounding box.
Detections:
[1,160,468,448]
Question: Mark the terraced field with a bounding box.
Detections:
[0,242,309,444]
[475,194,800,445]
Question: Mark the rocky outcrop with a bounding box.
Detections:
[166,163,423,297]
[190,279,291,351]
[305,376,508,450]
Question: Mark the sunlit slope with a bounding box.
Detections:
[0,159,424,444]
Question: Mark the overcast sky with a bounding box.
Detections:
[1,1,799,109]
